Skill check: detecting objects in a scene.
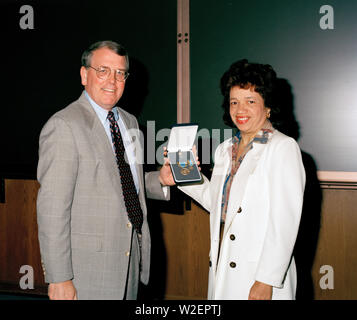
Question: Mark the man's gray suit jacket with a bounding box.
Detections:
[36,92,168,299]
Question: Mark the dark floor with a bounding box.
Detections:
[0,292,48,300]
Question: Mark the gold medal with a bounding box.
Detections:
[180,167,190,175]
[177,159,194,176]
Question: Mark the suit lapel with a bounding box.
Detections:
[209,140,232,269]
[92,117,123,190]
[78,93,145,211]
[211,140,233,232]
[77,92,123,193]
[223,141,267,237]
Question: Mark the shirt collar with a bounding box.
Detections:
[84,90,119,123]
[232,119,274,146]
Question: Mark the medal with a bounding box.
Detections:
[177,159,194,176]
[180,167,190,175]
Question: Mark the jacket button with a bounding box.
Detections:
[127,222,132,228]
[230,234,236,241]
[230,262,236,268]
[237,207,242,213]
[125,251,130,257]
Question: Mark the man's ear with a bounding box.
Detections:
[80,66,87,86]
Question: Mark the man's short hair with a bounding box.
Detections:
[81,40,129,69]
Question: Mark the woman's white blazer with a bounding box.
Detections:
[179,129,306,300]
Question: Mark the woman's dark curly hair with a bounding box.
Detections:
[220,59,280,128]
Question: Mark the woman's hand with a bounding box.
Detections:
[248,281,272,300]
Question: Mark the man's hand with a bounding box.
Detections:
[48,280,77,300]
[159,148,175,186]
[248,281,272,300]
[159,146,201,186]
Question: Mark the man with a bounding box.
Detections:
[37,40,170,300]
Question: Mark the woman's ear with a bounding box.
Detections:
[266,107,271,119]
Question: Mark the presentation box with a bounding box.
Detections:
[167,124,202,184]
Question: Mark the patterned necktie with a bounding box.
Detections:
[107,110,143,234]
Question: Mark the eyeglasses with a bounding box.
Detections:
[88,65,129,82]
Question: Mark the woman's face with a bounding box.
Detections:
[229,85,270,137]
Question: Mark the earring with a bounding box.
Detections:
[267,110,271,119]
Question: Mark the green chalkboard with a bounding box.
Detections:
[190,0,357,172]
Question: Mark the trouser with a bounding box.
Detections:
[124,230,141,300]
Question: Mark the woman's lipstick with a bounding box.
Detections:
[236,116,249,125]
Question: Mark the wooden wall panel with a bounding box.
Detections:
[160,188,357,300]
[0,179,46,295]
[1,179,356,300]
[160,201,210,300]
[311,189,357,299]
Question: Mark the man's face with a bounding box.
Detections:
[80,47,128,110]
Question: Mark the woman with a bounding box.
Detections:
[160,59,305,300]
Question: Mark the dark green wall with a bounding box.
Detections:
[2,0,357,174]
[0,0,176,176]
[190,0,357,171]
